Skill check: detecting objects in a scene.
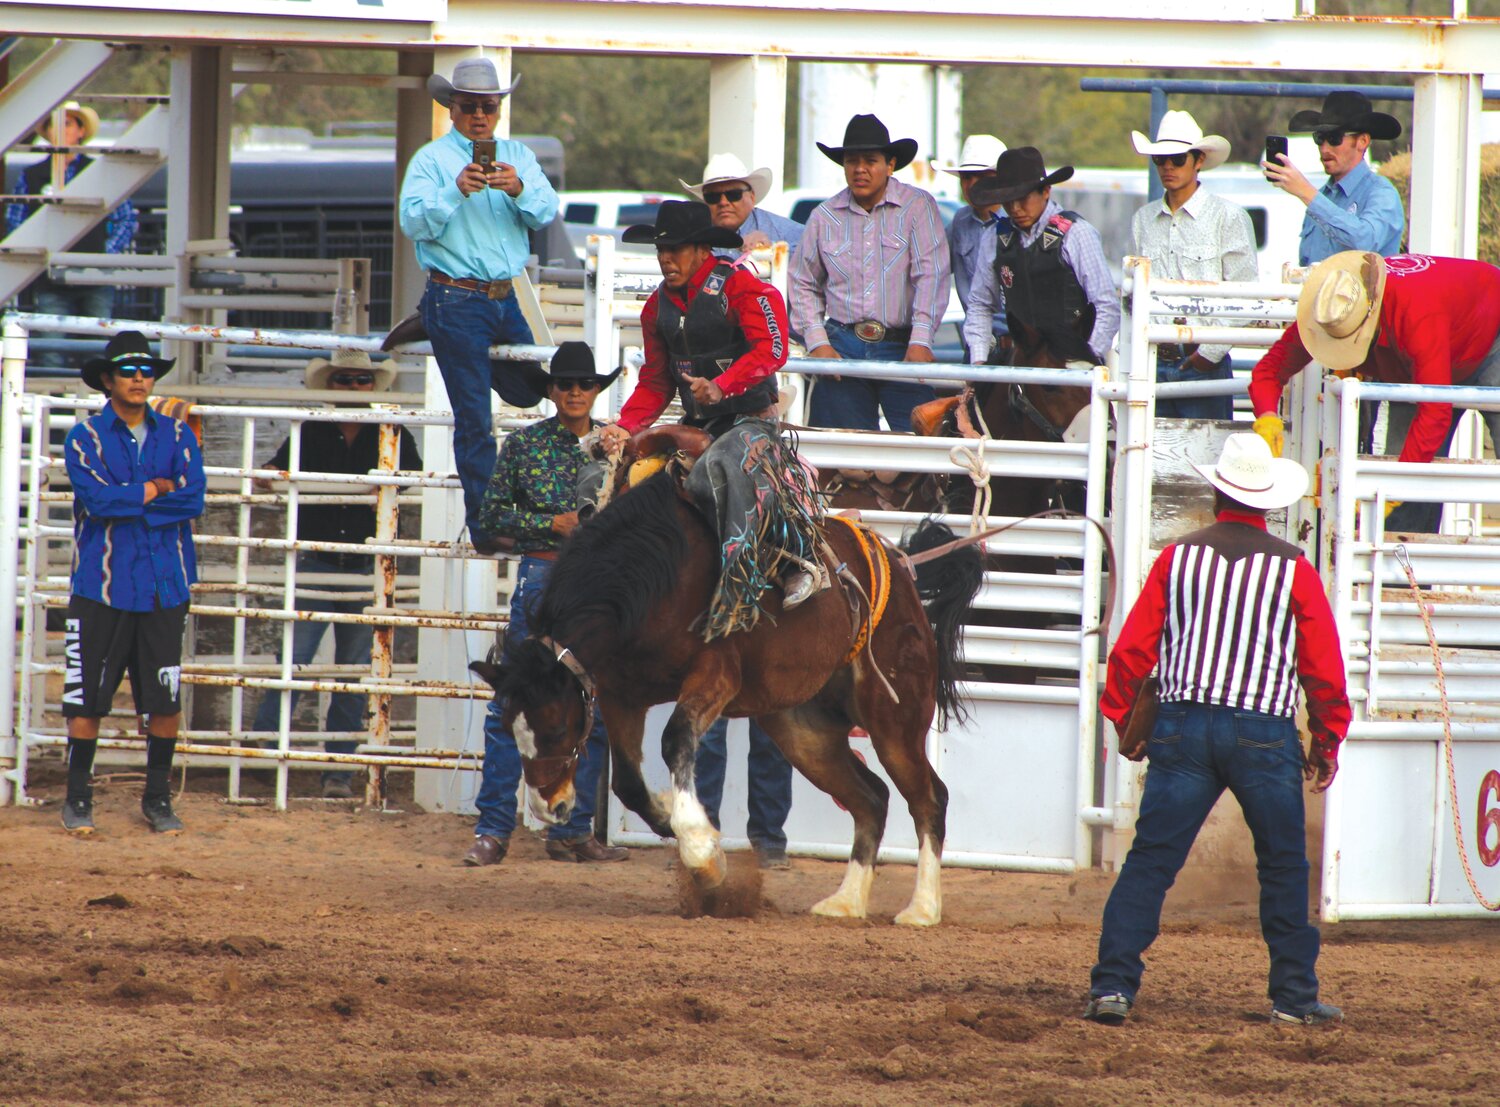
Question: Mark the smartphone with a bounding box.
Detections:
[1264,135,1288,176]
[472,138,497,178]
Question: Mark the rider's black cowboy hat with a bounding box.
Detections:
[621,200,743,249]
[970,147,1075,206]
[816,113,919,171]
[540,339,623,390]
[82,330,175,394]
[1289,90,1402,141]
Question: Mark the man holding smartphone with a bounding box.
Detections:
[399,58,559,550]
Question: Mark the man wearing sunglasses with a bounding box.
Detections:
[1262,90,1405,267]
[60,331,206,836]
[399,58,559,549]
[250,350,422,799]
[1131,111,1258,420]
[680,153,803,262]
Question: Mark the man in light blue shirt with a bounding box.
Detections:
[1263,90,1405,266]
[935,134,1009,359]
[399,58,559,546]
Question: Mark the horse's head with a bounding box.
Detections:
[1003,312,1096,444]
[469,637,596,826]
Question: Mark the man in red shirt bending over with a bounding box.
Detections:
[1250,251,1500,531]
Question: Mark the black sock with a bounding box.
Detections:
[144,735,177,800]
[66,738,98,801]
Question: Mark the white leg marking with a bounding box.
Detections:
[512,712,538,759]
[670,788,721,871]
[811,858,875,919]
[526,782,571,827]
[894,836,943,927]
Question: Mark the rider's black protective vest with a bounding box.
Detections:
[654,260,779,435]
[992,210,1091,338]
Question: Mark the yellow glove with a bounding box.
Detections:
[1385,499,1402,519]
[1253,413,1285,457]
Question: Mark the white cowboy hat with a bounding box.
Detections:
[305,348,397,392]
[41,100,100,145]
[427,58,521,108]
[1131,110,1231,172]
[931,134,1007,175]
[1296,250,1387,374]
[678,152,773,202]
[1193,433,1309,511]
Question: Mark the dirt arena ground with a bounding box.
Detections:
[2,775,1497,1107]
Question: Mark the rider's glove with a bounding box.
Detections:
[1253,413,1285,458]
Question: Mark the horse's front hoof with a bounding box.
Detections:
[811,893,867,919]
[894,903,941,927]
[691,848,727,890]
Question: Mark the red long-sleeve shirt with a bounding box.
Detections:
[1249,254,1500,464]
[1101,511,1350,754]
[617,255,789,433]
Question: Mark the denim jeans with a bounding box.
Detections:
[418,280,542,535]
[694,717,793,852]
[476,557,606,841]
[33,285,117,368]
[1090,701,1322,1017]
[807,320,936,432]
[1154,351,1233,421]
[250,556,375,785]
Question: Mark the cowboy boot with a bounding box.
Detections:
[783,559,830,610]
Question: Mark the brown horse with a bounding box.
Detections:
[471,468,981,926]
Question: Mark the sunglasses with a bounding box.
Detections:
[1150,152,1192,168]
[703,188,747,205]
[1313,130,1349,147]
[330,371,375,387]
[455,99,501,116]
[552,379,598,393]
[111,364,158,379]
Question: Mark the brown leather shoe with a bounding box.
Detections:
[462,834,508,867]
[545,835,629,863]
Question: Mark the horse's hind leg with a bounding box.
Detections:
[757,705,890,920]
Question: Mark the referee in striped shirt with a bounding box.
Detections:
[1084,434,1350,1028]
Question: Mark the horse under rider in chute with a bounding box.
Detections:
[596,200,824,639]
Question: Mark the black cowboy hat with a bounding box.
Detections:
[816,113,919,171]
[1289,90,1402,141]
[81,330,174,394]
[620,200,743,249]
[970,147,1075,206]
[541,340,623,390]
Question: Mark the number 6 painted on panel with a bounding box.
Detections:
[1479,770,1500,869]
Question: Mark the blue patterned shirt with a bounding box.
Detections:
[65,406,206,612]
[1299,160,1405,265]
[4,155,136,253]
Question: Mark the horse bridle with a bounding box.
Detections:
[1005,382,1067,443]
[523,635,597,789]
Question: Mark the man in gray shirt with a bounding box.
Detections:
[936,134,1009,361]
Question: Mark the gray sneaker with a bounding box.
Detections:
[1083,993,1132,1025]
[1272,1002,1343,1027]
[61,796,95,835]
[141,795,185,835]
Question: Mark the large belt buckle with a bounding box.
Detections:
[487,278,514,300]
[852,319,887,343]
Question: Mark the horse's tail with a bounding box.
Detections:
[901,518,983,729]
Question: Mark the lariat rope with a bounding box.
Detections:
[592,451,623,513]
[947,386,992,536]
[1394,543,1500,911]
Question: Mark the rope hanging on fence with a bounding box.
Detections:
[1394,543,1500,912]
[948,387,992,536]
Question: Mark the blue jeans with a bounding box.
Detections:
[418,280,542,535]
[33,285,116,368]
[1155,351,1233,421]
[808,320,936,432]
[1091,701,1322,1017]
[251,556,375,784]
[695,717,793,852]
[476,557,606,841]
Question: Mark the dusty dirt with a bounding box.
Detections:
[2,775,1497,1107]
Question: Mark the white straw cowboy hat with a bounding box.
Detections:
[1296,250,1387,373]
[41,100,100,144]
[427,58,521,108]
[932,134,1007,175]
[1131,110,1231,172]
[679,152,773,202]
[305,348,397,392]
[1193,433,1309,511]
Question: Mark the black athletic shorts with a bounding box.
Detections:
[62,596,188,718]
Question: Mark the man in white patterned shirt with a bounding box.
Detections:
[1130,111,1258,420]
[790,114,952,432]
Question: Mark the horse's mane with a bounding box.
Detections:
[530,470,689,647]
[1017,324,1095,368]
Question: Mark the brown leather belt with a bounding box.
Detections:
[833,319,912,345]
[428,271,515,300]
[524,549,560,561]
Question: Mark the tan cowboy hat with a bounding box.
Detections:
[679,152,773,202]
[41,101,100,144]
[931,134,1007,175]
[1193,433,1309,511]
[1296,250,1387,373]
[1131,110,1231,172]
[305,348,397,391]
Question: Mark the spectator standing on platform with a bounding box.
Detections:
[250,350,422,799]
[790,114,950,432]
[1084,433,1348,1028]
[60,331,205,836]
[1130,111,1258,420]
[963,147,1119,366]
[935,134,1009,361]
[399,58,558,550]
[464,341,630,866]
[680,152,803,260]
